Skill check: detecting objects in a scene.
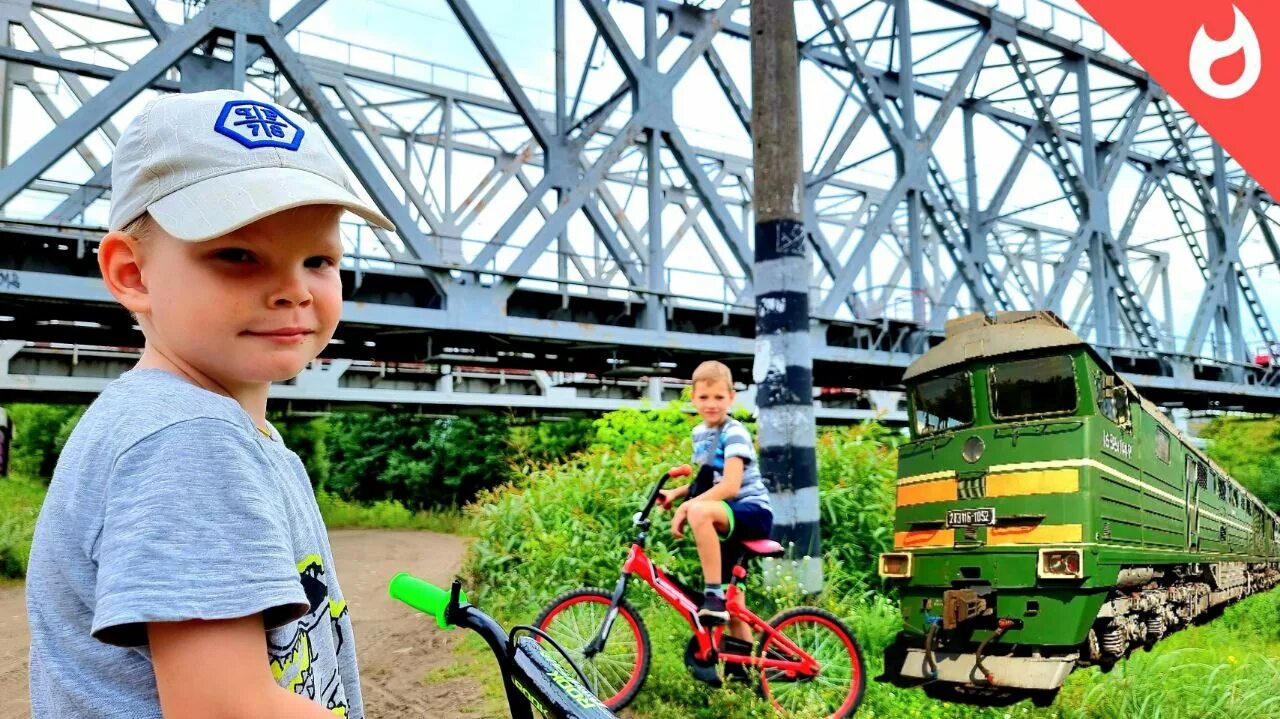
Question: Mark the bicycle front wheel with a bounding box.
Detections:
[756,606,865,718]
[534,587,651,711]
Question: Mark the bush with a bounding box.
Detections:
[315,490,473,535]
[508,417,595,464]
[1202,417,1280,511]
[589,400,697,456]
[326,411,515,509]
[3,403,84,479]
[0,475,48,578]
[272,413,332,488]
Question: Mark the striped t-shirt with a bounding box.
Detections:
[691,418,772,510]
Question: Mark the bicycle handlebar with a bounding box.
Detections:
[640,464,691,516]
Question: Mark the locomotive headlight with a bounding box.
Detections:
[962,435,985,463]
[879,552,913,578]
[1038,548,1084,579]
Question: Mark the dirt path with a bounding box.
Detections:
[0,528,491,718]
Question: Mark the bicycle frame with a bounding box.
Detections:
[583,468,820,679]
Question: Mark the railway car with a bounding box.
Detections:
[876,311,1280,705]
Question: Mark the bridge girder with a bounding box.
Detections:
[0,0,1276,410]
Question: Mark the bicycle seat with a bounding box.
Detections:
[739,539,785,557]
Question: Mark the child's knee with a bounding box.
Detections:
[687,502,717,526]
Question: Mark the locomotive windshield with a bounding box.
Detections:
[912,370,973,436]
[989,354,1078,419]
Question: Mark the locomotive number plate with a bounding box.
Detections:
[946,507,996,527]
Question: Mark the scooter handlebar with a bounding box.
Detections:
[388,573,467,630]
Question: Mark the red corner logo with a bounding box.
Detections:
[1189,5,1261,99]
[1078,0,1276,197]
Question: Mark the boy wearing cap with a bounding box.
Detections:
[25,90,392,718]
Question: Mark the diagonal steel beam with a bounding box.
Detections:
[579,0,643,85]
[45,162,111,224]
[125,0,169,39]
[704,43,750,135]
[260,24,443,266]
[0,6,217,207]
[814,19,1000,317]
[331,80,446,233]
[665,128,752,279]
[470,173,555,270]
[507,119,642,278]
[1099,86,1151,191]
[446,0,553,150]
[582,194,647,288]
[808,106,870,191]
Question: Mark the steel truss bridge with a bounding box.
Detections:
[0,0,1277,417]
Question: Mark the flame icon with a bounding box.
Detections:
[1189,5,1262,100]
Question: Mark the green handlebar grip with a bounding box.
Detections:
[388,573,466,630]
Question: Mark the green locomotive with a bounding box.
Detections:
[876,311,1280,705]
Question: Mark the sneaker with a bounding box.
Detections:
[698,595,730,626]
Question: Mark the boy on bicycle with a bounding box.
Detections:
[658,361,773,640]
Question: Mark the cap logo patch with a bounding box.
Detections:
[214,100,304,151]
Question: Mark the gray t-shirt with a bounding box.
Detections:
[691,418,771,510]
[26,368,362,718]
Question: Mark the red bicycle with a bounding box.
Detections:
[533,465,866,718]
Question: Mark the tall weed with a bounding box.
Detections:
[0,475,47,578]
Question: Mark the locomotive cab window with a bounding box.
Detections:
[1096,373,1130,426]
[912,370,973,436]
[1155,429,1171,464]
[989,354,1078,420]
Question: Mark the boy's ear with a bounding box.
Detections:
[98,231,150,316]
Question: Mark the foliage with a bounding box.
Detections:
[315,490,473,536]
[2,403,84,479]
[0,475,47,578]
[508,417,595,465]
[1054,589,1280,718]
[272,413,332,488]
[589,400,698,456]
[0,479,470,580]
[1201,416,1280,511]
[325,411,515,509]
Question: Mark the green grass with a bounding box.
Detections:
[1053,588,1280,719]
[0,475,47,578]
[315,489,476,536]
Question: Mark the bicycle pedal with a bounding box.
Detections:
[684,637,723,687]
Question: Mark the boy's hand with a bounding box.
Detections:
[656,489,678,510]
[671,503,690,539]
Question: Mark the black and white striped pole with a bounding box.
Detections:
[751,0,821,593]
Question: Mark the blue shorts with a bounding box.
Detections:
[718,499,774,579]
[717,498,773,541]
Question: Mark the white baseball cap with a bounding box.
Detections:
[109,89,394,242]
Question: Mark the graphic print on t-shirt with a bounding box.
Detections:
[269,553,351,717]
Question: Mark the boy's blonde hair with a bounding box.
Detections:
[691,360,734,390]
[122,212,154,240]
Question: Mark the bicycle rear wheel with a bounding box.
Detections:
[756,606,865,718]
[534,588,651,711]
